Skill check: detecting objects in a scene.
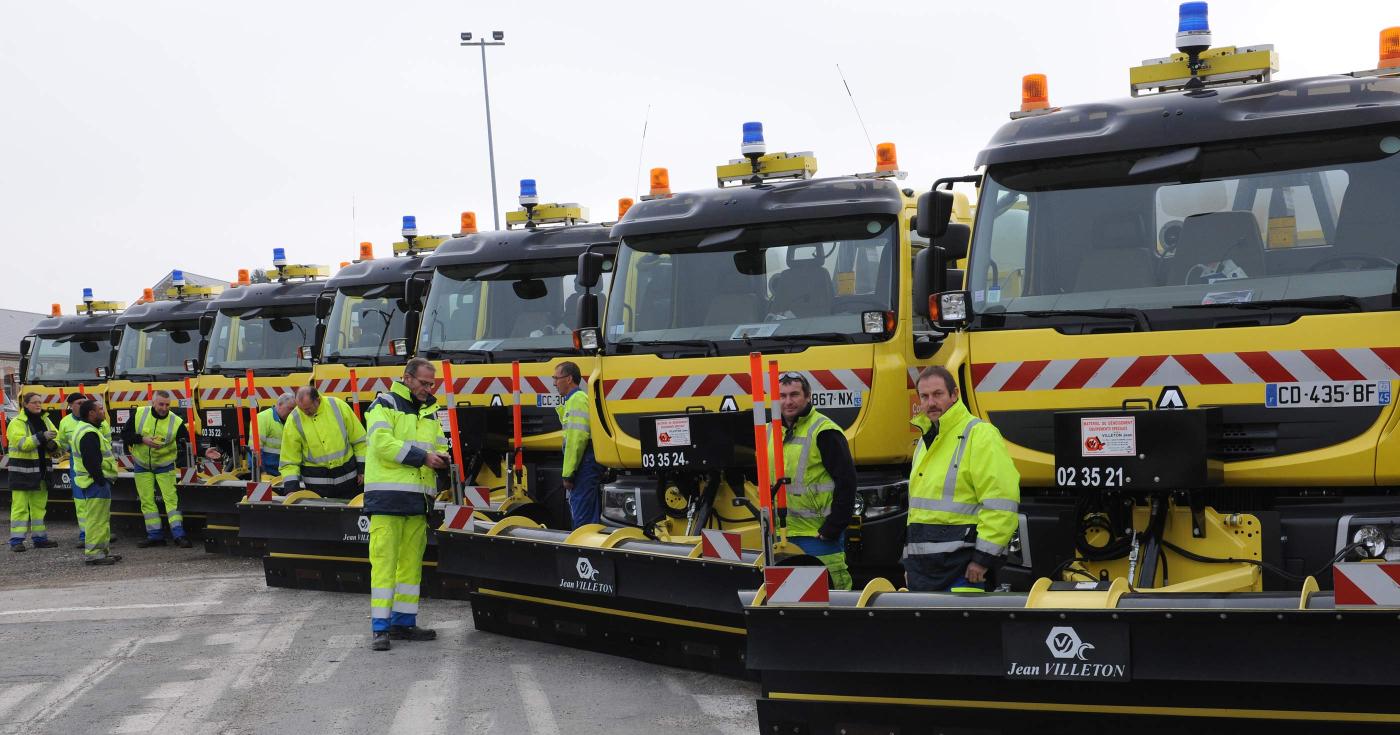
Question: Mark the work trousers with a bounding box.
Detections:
[70,466,87,541]
[369,514,427,632]
[9,484,49,544]
[566,446,602,529]
[135,470,185,539]
[790,534,853,591]
[903,546,986,592]
[82,482,113,559]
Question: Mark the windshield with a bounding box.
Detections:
[25,333,113,384]
[322,287,406,361]
[114,321,200,378]
[418,257,608,356]
[205,307,316,372]
[605,216,897,351]
[969,125,1400,329]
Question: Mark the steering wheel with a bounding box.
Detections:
[1306,254,1398,273]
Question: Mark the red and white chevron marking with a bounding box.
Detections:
[245,482,275,502]
[316,377,395,395]
[177,467,198,485]
[116,455,135,471]
[107,388,192,404]
[763,566,830,604]
[441,504,475,531]
[1334,562,1400,607]
[971,348,1400,393]
[700,529,743,561]
[461,485,491,507]
[603,369,873,402]
[431,375,553,398]
[199,386,297,402]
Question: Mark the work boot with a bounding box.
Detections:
[371,632,391,651]
[137,538,167,548]
[85,556,119,566]
[388,626,437,641]
[9,543,25,553]
[174,537,193,549]
[32,539,58,549]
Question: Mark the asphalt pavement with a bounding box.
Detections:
[1,515,760,735]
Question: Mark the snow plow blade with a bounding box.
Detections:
[744,577,1400,733]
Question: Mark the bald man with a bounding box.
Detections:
[279,386,366,500]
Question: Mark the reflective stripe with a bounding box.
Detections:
[975,538,1006,556]
[981,498,1019,512]
[904,540,973,556]
[371,587,393,599]
[282,474,301,483]
[365,482,432,494]
[370,608,392,619]
[292,406,353,465]
[786,507,827,519]
[395,583,421,596]
[785,480,835,497]
[6,465,42,474]
[302,469,359,486]
[367,421,392,434]
[391,601,419,614]
[262,437,282,450]
[561,422,590,433]
[788,415,834,498]
[393,443,417,464]
[942,419,981,499]
[909,497,982,515]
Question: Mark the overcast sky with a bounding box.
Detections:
[2,0,1394,313]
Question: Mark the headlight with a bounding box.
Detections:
[1354,525,1387,559]
[602,486,641,525]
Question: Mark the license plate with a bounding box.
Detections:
[1265,381,1392,408]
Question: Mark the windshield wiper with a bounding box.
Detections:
[1173,296,1365,312]
[999,308,1153,332]
[744,332,854,344]
[615,339,718,356]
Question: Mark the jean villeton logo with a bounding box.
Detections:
[559,555,614,594]
[1006,626,1126,679]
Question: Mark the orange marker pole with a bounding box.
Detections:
[58,387,66,404]
[511,361,523,482]
[78,382,86,398]
[246,369,261,479]
[348,369,363,421]
[442,362,467,485]
[182,377,198,463]
[748,352,772,532]
[767,361,787,512]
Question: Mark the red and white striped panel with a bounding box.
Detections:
[971,348,1400,393]
[177,467,198,485]
[603,369,873,402]
[39,393,67,406]
[317,376,395,395]
[441,504,475,531]
[763,566,830,604]
[245,482,275,502]
[1334,562,1400,607]
[199,387,238,402]
[462,486,491,507]
[700,529,743,561]
[107,388,192,404]
[431,375,552,398]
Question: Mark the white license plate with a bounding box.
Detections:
[1265,381,1392,408]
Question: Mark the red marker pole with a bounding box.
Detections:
[78,382,86,398]
[182,377,198,466]
[442,362,467,486]
[511,361,524,483]
[0,383,9,449]
[146,383,153,401]
[348,369,363,421]
[246,369,261,480]
[767,361,788,505]
[749,352,772,541]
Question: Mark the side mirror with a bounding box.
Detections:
[404,274,430,310]
[197,338,209,364]
[198,312,216,337]
[313,323,327,359]
[403,311,421,356]
[576,293,600,330]
[18,336,31,383]
[935,224,971,261]
[109,327,123,347]
[916,190,954,240]
[314,292,335,321]
[913,248,939,318]
[578,252,606,289]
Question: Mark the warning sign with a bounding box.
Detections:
[1080,417,1136,458]
[654,417,691,448]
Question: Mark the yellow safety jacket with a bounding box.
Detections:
[56,413,81,457]
[72,421,117,490]
[6,412,57,489]
[556,388,591,478]
[767,409,841,538]
[132,406,184,472]
[279,396,367,489]
[907,400,1020,564]
[258,406,284,470]
[364,381,448,515]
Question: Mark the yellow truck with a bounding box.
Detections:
[744,9,1400,731]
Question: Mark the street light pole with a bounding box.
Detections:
[460,31,506,230]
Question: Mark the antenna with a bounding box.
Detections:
[836,64,875,156]
[633,104,651,199]
[351,193,358,245]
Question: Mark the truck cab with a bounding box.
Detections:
[18,293,123,424]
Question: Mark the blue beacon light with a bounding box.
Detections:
[742,122,766,156]
[1176,2,1211,50]
[519,179,539,206]
[401,216,418,238]
[272,248,288,267]
[82,287,94,302]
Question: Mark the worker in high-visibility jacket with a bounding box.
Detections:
[72,399,121,565]
[769,372,857,590]
[280,386,366,500]
[55,393,89,548]
[552,360,601,529]
[904,365,1020,592]
[7,393,60,552]
[363,357,449,651]
[121,390,193,548]
[258,394,295,477]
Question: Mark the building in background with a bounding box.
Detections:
[0,308,47,407]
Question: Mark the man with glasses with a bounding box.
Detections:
[363,357,450,651]
[773,372,857,590]
[552,361,601,529]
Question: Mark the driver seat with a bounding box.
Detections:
[1329,170,1400,264]
[1073,211,1157,291]
[769,248,835,317]
[1167,211,1266,285]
